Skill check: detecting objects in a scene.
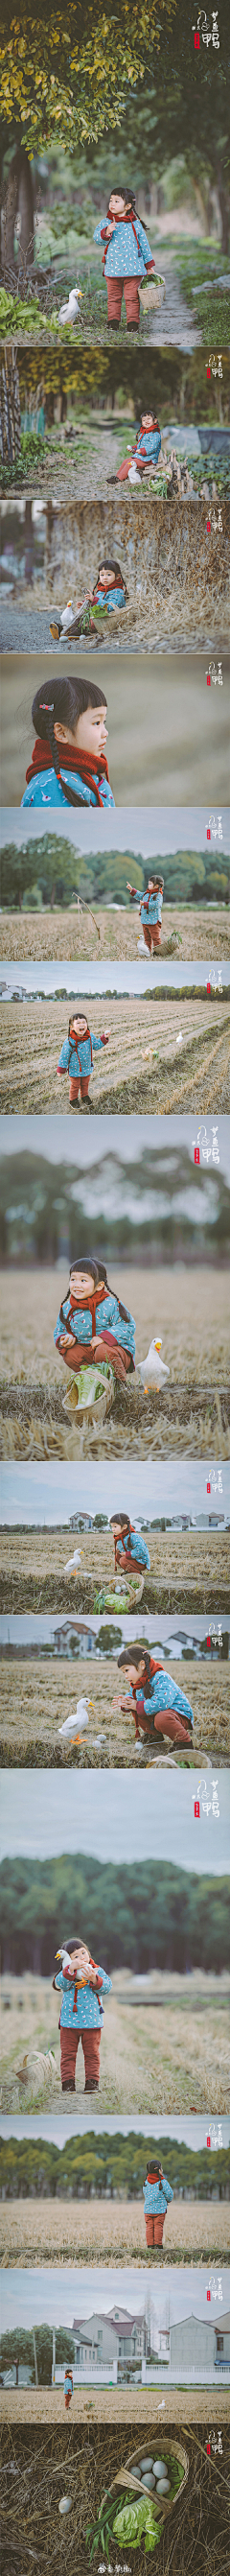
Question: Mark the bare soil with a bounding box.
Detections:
[0,1655,229,1770]
[0,1266,229,1461]
[1,995,229,1116]
[1,1973,229,2117]
[1,906,229,964]
[1,2194,229,2271]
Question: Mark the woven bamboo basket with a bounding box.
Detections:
[62,1363,114,1423]
[139,273,166,311]
[101,2434,189,2532]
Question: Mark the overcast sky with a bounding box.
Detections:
[1,2115,229,2148]
[1,2264,229,2333]
[0,1769,229,1872]
[2,1611,228,1650]
[1,1112,230,1179]
[1,806,230,856]
[1,1457,228,1523]
[2,958,230,997]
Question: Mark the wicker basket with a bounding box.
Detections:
[62,1363,114,1423]
[139,274,166,312]
[94,1572,145,1613]
[101,2436,189,2533]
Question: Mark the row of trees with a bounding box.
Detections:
[0,1143,229,1267]
[0,2327,74,2385]
[16,345,230,423]
[0,2130,229,2200]
[1,1855,229,1973]
[1,837,230,912]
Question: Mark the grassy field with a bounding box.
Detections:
[0,1265,229,1461]
[1,1972,230,2116]
[1,905,230,963]
[0,1655,229,1769]
[1,995,229,1117]
[1,2194,229,2271]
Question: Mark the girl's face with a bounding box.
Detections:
[71,1017,88,1039]
[125,1661,146,1687]
[98,566,115,592]
[54,704,107,757]
[70,1945,90,1976]
[70,1268,96,1301]
[109,194,130,218]
[142,414,156,431]
[112,1520,126,1537]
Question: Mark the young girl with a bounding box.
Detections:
[53,1935,112,2092]
[54,1255,135,1388]
[127,875,164,953]
[21,676,115,809]
[94,187,155,332]
[109,1513,150,1573]
[116,1646,194,1748]
[57,1012,111,1110]
[143,2159,173,2252]
[71,560,127,631]
[111,413,161,485]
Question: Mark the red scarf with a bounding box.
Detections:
[25,740,110,809]
[69,1283,106,1340]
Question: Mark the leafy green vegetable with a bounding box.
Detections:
[113,2493,163,2550]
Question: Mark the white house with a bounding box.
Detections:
[72,2305,149,2365]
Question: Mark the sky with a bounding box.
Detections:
[1,1611,228,1651]
[0,1769,229,1872]
[2,958,230,996]
[1,2265,229,2333]
[1,1111,230,1181]
[1,805,230,856]
[1,2115,229,2148]
[1,1457,229,1523]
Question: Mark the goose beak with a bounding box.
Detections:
[155,1338,162,1352]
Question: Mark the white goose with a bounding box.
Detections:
[58,283,82,324]
[58,1695,93,1742]
[139,1335,170,1392]
[50,599,77,641]
[64,1546,81,1573]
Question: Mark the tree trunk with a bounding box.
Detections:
[2,148,34,281]
[0,347,21,465]
[216,163,229,255]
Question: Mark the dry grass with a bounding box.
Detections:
[1,1524,229,1606]
[0,995,229,1116]
[1,905,230,964]
[1,2195,229,2271]
[1,1973,230,2116]
[0,1655,229,1769]
[0,1266,229,1461]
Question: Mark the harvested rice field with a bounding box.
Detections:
[0,1656,229,1768]
[1,995,229,1116]
[1,1973,229,2117]
[1,1524,229,1610]
[1,904,230,964]
[1,2194,229,2270]
[0,1267,229,1460]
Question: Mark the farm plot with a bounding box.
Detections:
[1,2194,229,2271]
[0,996,230,1117]
[0,1656,229,1769]
[2,1525,230,1611]
[0,1266,229,1460]
[1,1972,230,2116]
[1,905,230,964]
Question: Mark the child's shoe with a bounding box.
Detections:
[61,2079,76,2091]
[84,2078,99,2092]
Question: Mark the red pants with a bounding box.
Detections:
[145,2213,164,2248]
[60,2024,101,2088]
[135,1709,192,1748]
[65,2393,72,2408]
[106,273,140,329]
[142,923,161,953]
[69,1075,90,1104]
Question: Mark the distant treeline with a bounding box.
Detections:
[0,2131,229,2202]
[0,2328,74,2386]
[0,1855,229,1974]
[1,836,229,911]
[0,1142,229,1265]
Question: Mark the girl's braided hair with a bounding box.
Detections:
[95,557,128,601]
[117,1645,152,1674]
[32,676,107,809]
[59,1254,131,1332]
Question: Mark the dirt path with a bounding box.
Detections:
[1,2195,229,2270]
[1,995,229,1116]
[148,252,202,348]
[1,1976,230,2116]
[1,907,230,965]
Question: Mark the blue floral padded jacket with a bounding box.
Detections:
[22,767,115,810]
[136,1672,194,1724]
[133,886,163,925]
[54,1288,135,1360]
[144,2174,173,2215]
[94,215,153,278]
[54,1967,112,2029]
[116,1529,150,1570]
[58,1033,106,1079]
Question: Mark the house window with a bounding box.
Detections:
[217,2335,223,2352]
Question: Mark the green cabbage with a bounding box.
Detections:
[112,2494,163,2551]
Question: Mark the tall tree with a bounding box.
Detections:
[0,2,175,270]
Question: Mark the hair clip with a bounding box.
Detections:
[39,700,55,710]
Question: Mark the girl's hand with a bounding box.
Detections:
[90,1335,105,1357]
[58,1332,74,1353]
[102,1028,111,1040]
